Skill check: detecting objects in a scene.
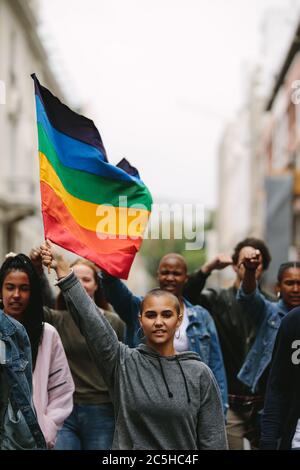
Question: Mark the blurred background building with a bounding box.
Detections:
[263,18,300,286]
[215,5,300,288]
[0,0,151,291]
[0,0,66,260]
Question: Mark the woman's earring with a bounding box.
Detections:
[277,291,281,299]
[137,327,145,340]
[175,328,181,340]
[0,298,3,308]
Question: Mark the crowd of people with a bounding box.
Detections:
[0,236,300,450]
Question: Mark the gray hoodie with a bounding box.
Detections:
[58,272,227,450]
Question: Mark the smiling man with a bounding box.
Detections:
[100,253,228,414]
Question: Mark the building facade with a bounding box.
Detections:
[0,0,66,260]
[216,66,265,286]
[262,21,300,285]
[216,9,300,288]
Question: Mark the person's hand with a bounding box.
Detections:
[40,240,57,271]
[29,247,43,274]
[40,240,70,278]
[201,254,233,274]
[239,248,261,271]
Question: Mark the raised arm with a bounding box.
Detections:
[100,272,141,346]
[40,241,123,389]
[184,254,232,305]
[236,247,269,324]
[29,247,56,308]
[239,248,261,294]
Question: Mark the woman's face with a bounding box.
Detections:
[139,294,182,349]
[73,264,98,299]
[2,270,31,320]
[277,267,300,310]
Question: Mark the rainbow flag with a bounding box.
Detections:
[32,74,152,278]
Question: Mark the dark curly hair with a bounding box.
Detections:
[232,238,271,271]
[0,254,44,370]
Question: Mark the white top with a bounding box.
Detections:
[174,305,189,352]
[292,419,300,448]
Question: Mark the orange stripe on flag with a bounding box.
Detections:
[41,181,142,278]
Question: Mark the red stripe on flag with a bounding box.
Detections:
[40,181,142,278]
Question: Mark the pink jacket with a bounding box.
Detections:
[33,322,74,449]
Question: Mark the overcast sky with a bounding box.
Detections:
[39,0,296,209]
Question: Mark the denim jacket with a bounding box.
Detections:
[0,310,46,449]
[101,275,228,413]
[236,287,288,393]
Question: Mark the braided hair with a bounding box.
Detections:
[277,262,300,283]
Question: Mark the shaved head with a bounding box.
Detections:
[158,253,187,273]
[140,288,181,316]
[157,253,188,297]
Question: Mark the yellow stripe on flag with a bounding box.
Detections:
[39,152,150,237]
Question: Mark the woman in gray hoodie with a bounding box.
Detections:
[41,241,227,450]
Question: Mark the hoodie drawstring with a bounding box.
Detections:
[175,356,191,403]
[157,356,173,398]
[157,355,191,404]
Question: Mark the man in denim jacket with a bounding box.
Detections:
[100,253,228,414]
[0,309,46,449]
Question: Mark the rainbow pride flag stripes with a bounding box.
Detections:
[32,74,152,278]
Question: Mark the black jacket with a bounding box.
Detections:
[260,307,300,449]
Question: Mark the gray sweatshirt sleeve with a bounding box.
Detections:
[197,365,228,450]
[56,271,123,389]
